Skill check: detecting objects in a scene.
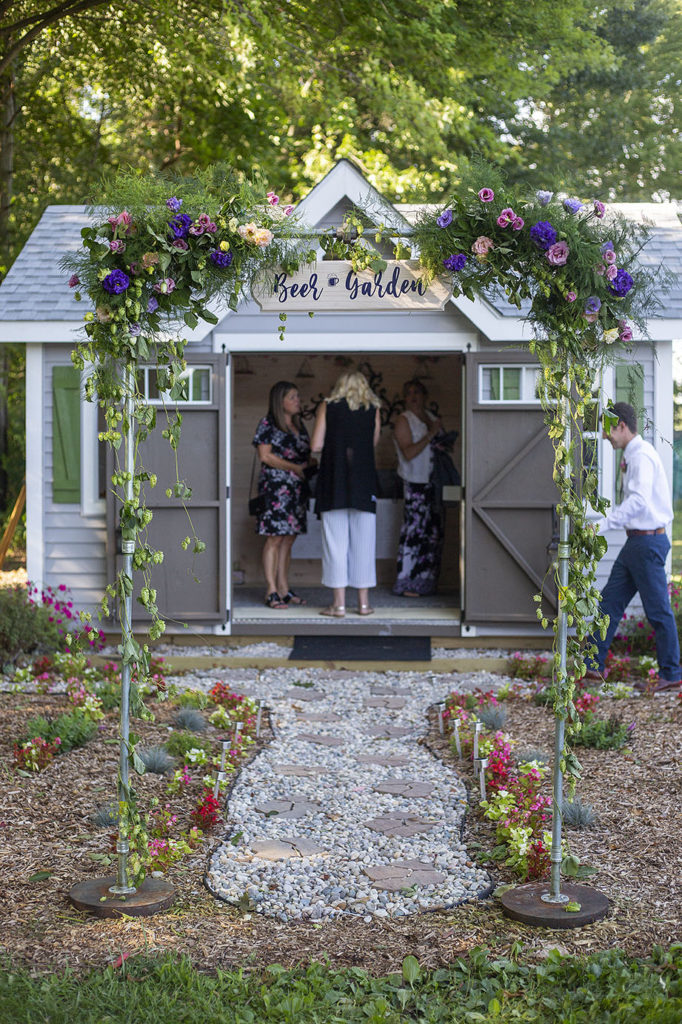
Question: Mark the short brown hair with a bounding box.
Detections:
[609,401,637,433]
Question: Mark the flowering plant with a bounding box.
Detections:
[13,736,61,772]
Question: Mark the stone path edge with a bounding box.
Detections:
[91,654,513,674]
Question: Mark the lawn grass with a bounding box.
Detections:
[1,947,680,1023]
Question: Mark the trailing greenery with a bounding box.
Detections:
[0,947,681,1023]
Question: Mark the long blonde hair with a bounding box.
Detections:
[328,371,381,411]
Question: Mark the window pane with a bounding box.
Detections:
[147,369,161,400]
[481,367,500,401]
[502,368,521,400]
[191,368,211,402]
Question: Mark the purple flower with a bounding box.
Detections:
[603,249,617,265]
[209,250,234,268]
[594,201,605,218]
[600,241,614,255]
[497,208,515,227]
[129,322,142,336]
[68,274,80,288]
[147,296,159,313]
[547,241,569,266]
[166,197,183,212]
[618,319,633,343]
[443,253,467,272]
[153,277,176,294]
[530,221,557,250]
[283,205,294,216]
[606,264,618,281]
[563,197,584,214]
[102,269,130,295]
[171,238,189,250]
[109,239,126,253]
[607,268,634,297]
[584,296,602,315]
[536,190,553,206]
[512,215,524,231]
[436,208,453,228]
[565,291,577,302]
[477,188,494,202]
[189,223,204,235]
[169,213,193,238]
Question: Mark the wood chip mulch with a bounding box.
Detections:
[0,683,680,977]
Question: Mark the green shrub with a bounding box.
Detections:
[23,709,97,753]
[516,746,550,766]
[176,688,209,710]
[477,704,508,731]
[163,731,212,759]
[173,708,207,732]
[562,795,598,828]
[0,586,60,667]
[95,679,121,711]
[138,745,176,774]
[573,712,631,750]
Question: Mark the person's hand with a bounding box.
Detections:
[428,418,442,439]
[292,463,305,479]
[307,457,318,469]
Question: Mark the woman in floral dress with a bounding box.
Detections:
[253,381,313,608]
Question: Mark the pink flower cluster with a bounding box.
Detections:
[496,207,524,231]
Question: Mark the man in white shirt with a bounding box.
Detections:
[585,402,680,692]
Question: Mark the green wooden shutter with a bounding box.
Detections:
[615,363,645,503]
[52,365,81,503]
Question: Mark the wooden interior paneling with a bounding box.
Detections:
[231,352,463,589]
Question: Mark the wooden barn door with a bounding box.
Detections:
[463,352,558,625]
[107,353,227,627]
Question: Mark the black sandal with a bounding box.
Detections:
[282,589,307,606]
[265,592,287,609]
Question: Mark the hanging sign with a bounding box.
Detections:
[252,260,452,312]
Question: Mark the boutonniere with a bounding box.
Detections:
[620,459,627,473]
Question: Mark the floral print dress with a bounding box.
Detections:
[252,416,310,536]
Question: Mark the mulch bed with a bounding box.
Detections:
[0,681,680,976]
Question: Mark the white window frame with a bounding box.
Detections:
[478,363,541,404]
[138,364,213,405]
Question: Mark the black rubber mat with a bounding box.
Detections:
[290,635,431,661]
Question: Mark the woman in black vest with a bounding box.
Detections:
[311,371,382,617]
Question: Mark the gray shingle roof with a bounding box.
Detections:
[1,201,681,323]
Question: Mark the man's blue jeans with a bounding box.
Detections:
[589,533,681,681]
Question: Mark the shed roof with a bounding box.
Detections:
[1,184,681,328]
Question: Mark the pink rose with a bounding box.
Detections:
[497,207,515,227]
[153,277,176,294]
[546,241,569,266]
[189,224,204,235]
[471,235,494,256]
[283,205,294,216]
[198,213,212,227]
[618,319,633,342]
[565,291,577,302]
[512,216,524,230]
[603,249,617,264]
[109,239,126,253]
[267,191,279,205]
[595,264,605,275]
[478,188,495,202]
[172,238,189,250]
[606,264,618,281]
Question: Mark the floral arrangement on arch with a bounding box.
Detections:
[412,163,660,360]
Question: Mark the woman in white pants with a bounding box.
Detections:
[311,372,382,617]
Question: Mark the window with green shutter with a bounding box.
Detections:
[52,365,81,503]
[614,362,645,504]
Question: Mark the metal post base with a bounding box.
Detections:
[69,875,174,918]
[500,882,609,929]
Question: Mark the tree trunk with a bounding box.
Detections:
[0,65,16,278]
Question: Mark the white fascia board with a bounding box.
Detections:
[0,322,84,343]
[214,332,467,353]
[296,160,411,231]
[26,344,44,587]
[450,294,532,342]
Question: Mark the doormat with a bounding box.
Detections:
[290,635,431,662]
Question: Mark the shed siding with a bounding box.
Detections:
[43,345,108,609]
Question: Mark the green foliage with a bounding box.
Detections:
[176,688,210,710]
[173,708,207,733]
[0,586,61,666]
[0,946,681,1023]
[163,731,212,760]
[23,709,97,754]
[477,704,508,731]
[137,745,176,775]
[573,712,632,750]
[516,747,551,766]
[562,795,599,828]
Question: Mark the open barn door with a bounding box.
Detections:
[463,351,557,625]
[107,352,227,628]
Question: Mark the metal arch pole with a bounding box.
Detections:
[544,365,571,905]
[110,360,136,896]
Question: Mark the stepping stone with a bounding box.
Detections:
[283,688,325,702]
[364,724,414,738]
[370,685,411,696]
[374,779,435,798]
[255,797,320,819]
[296,732,344,747]
[252,837,327,860]
[357,754,411,767]
[363,696,407,709]
[272,763,325,777]
[363,859,446,891]
[295,711,342,723]
[362,813,437,838]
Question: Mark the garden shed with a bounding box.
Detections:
[1,160,680,637]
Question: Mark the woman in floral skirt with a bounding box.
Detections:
[253,381,314,608]
[393,379,445,597]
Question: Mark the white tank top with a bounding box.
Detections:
[395,410,434,484]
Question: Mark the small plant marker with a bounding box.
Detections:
[453,719,462,760]
[437,703,445,736]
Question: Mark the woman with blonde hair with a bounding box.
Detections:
[311,371,382,617]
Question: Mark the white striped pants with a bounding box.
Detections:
[320,509,377,589]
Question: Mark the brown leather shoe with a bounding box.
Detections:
[634,677,680,694]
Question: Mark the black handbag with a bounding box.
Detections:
[248,454,265,517]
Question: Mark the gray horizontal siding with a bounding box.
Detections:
[43,344,108,613]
